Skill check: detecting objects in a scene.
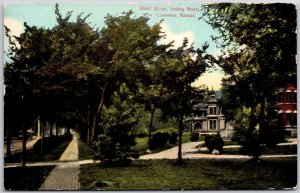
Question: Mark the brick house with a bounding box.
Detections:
[276,84,297,137]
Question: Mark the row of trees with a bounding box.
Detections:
[5,3,296,164]
[4,4,213,165]
[201,3,296,160]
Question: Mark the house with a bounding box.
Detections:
[275,84,297,137]
[184,91,234,139]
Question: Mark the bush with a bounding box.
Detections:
[136,128,148,138]
[237,132,261,159]
[150,131,170,148]
[96,84,140,166]
[168,128,178,144]
[150,128,178,148]
[169,131,178,144]
[190,132,199,142]
[204,134,224,154]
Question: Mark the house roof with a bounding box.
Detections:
[214,91,223,100]
[193,102,207,110]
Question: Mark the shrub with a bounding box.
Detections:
[190,132,199,142]
[150,128,178,148]
[169,131,178,144]
[136,128,148,138]
[168,128,178,144]
[204,134,224,153]
[237,132,261,160]
[96,84,139,166]
[150,131,170,148]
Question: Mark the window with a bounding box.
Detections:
[209,107,217,115]
[209,120,217,130]
[286,93,292,103]
[286,113,292,125]
[294,93,297,103]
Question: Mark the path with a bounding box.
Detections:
[39,130,80,190]
[139,138,297,160]
[4,159,97,169]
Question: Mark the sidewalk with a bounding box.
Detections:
[139,139,297,160]
[39,130,81,190]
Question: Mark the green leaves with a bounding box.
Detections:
[98,83,139,164]
[202,3,296,158]
[5,4,213,155]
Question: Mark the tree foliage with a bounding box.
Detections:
[97,83,140,165]
[159,38,212,163]
[4,4,213,166]
[202,3,296,159]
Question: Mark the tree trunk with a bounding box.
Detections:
[90,118,97,146]
[40,122,45,156]
[56,125,59,136]
[177,115,184,164]
[89,83,107,146]
[148,106,156,150]
[50,123,53,137]
[259,98,266,131]
[87,126,92,146]
[21,121,27,168]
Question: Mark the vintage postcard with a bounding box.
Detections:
[3,1,297,190]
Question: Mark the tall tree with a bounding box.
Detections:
[135,47,173,151]
[202,3,296,159]
[36,4,102,145]
[88,10,170,146]
[160,38,211,163]
[4,23,53,165]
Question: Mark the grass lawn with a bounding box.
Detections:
[223,140,239,146]
[5,134,72,163]
[134,132,192,154]
[4,166,55,190]
[80,158,297,190]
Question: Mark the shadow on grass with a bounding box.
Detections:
[4,166,55,190]
[5,133,72,163]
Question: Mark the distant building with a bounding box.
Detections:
[276,84,297,137]
[184,91,234,139]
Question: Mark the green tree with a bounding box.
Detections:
[135,61,172,151]
[4,23,53,166]
[160,39,211,163]
[89,10,170,146]
[202,3,296,160]
[36,4,102,146]
[97,83,140,165]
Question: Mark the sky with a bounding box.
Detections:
[4,2,225,90]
